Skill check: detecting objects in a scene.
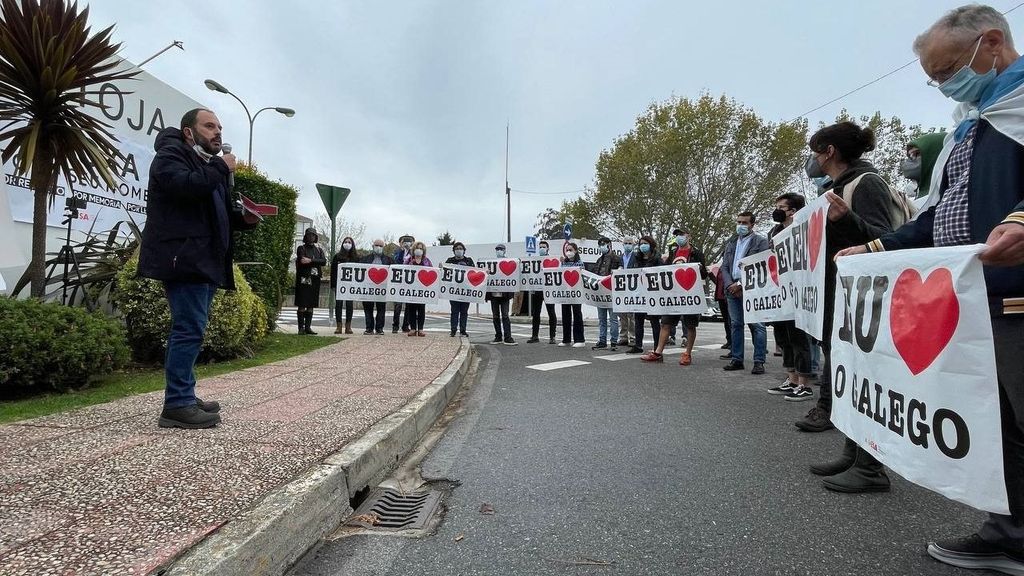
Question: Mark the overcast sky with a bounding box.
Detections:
[88,0,1024,247]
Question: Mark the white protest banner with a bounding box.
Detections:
[389,265,441,304]
[581,270,613,309]
[440,264,488,303]
[336,263,390,302]
[476,258,523,292]
[611,264,706,315]
[519,256,561,290]
[771,194,828,339]
[542,267,586,306]
[740,249,794,324]
[831,244,1006,513]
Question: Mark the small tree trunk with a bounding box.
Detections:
[28,180,51,298]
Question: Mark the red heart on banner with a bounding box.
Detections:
[467,270,485,287]
[674,267,697,290]
[499,260,518,276]
[808,209,824,272]
[542,258,560,269]
[367,267,388,285]
[890,268,959,376]
[563,270,580,287]
[600,276,612,290]
[768,254,779,285]
[417,269,438,287]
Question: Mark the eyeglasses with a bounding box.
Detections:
[926,34,984,87]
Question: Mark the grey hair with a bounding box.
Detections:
[913,4,1014,54]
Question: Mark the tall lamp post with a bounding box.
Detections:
[203,78,295,165]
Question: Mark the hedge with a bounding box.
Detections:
[0,298,130,393]
[114,255,268,363]
[232,165,298,328]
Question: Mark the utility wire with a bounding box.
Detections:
[510,188,586,196]
[791,0,1024,121]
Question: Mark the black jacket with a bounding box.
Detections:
[330,250,359,288]
[296,244,326,278]
[362,253,395,266]
[628,252,663,268]
[871,121,1024,316]
[445,255,476,267]
[592,252,623,276]
[137,128,255,289]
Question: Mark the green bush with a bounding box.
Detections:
[114,255,268,363]
[0,298,130,393]
[233,165,298,328]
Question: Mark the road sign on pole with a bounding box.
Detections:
[315,183,351,258]
[563,222,573,240]
[525,236,537,255]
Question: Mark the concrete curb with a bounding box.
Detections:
[162,341,474,576]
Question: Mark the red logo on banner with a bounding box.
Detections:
[674,267,697,290]
[368,268,388,285]
[499,260,518,276]
[542,258,560,269]
[768,254,779,285]
[467,270,485,287]
[600,276,612,290]
[890,268,959,375]
[564,270,580,287]
[808,209,824,272]
[417,269,438,287]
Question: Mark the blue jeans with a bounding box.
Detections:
[726,292,766,364]
[163,281,217,409]
[597,307,619,345]
[450,301,470,334]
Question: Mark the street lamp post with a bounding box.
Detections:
[203,78,295,165]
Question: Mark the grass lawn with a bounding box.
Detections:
[0,333,339,425]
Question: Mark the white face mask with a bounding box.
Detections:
[496,250,505,257]
[454,249,465,257]
[342,242,353,251]
[565,250,577,259]
[373,246,384,254]
[414,249,424,258]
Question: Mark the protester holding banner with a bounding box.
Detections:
[528,240,558,344]
[330,236,359,335]
[401,242,432,337]
[710,265,732,353]
[486,243,517,345]
[591,237,622,350]
[559,242,587,347]
[361,239,393,334]
[392,234,415,333]
[642,233,708,365]
[444,242,474,337]
[627,235,663,354]
[836,6,1024,569]
[902,132,947,201]
[294,228,327,335]
[663,228,695,346]
[720,212,770,374]
[764,194,815,400]
[617,237,638,348]
[139,108,259,429]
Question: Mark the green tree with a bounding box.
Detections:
[436,230,454,245]
[576,93,807,261]
[534,206,598,240]
[0,0,138,297]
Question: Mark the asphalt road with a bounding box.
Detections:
[289,314,987,576]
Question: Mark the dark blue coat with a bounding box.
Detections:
[137,128,254,289]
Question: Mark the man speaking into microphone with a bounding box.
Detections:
[138,108,259,429]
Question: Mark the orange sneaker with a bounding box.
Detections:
[640,352,664,362]
[680,352,691,366]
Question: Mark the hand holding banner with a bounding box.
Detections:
[830,244,1006,513]
[771,194,829,339]
[581,270,613,309]
[520,256,560,290]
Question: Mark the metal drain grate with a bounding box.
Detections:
[347,489,443,531]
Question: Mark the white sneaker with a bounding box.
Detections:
[572,342,586,348]
[557,342,567,347]
[767,379,797,395]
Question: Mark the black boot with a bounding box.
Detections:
[822,447,891,493]
[810,437,857,476]
[305,310,317,335]
[297,310,306,335]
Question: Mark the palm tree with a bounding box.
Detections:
[0,0,138,297]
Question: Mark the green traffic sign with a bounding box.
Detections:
[316,183,351,219]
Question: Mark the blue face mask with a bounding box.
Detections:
[496,250,505,258]
[454,249,464,258]
[938,37,998,104]
[539,247,548,256]
[736,225,750,236]
[599,245,609,254]
[676,235,688,246]
[639,243,651,254]
[623,244,634,253]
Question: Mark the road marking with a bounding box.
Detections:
[526,360,592,371]
[593,348,683,361]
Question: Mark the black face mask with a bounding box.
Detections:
[771,208,788,223]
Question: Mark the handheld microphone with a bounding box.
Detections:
[222,143,234,190]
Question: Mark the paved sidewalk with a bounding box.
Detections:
[0,334,464,576]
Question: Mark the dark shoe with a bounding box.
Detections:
[503,338,517,346]
[667,338,676,346]
[195,397,221,413]
[450,330,457,337]
[345,321,353,335]
[719,353,733,360]
[626,347,644,354]
[795,406,835,432]
[928,533,1024,575]
[460,332,469,337]
[616,340,630,347]
[810,438,858,477]
[720,343,730,350]
[159,405,221,429]
[375,330,385,335]
[723,362,744,371]
[767,379,797,395]
[527,337,540,343]
[784,386,814,401]
[402,328,411,334]
[491,336,503,344]
[304,311,317,335]
[548,338,557,344]
[822,460,891,493]
[751,362,765,375]
[364,329,374,335]
[334,322,344,334]
[592,342,607,350]
[392,326,399,334]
